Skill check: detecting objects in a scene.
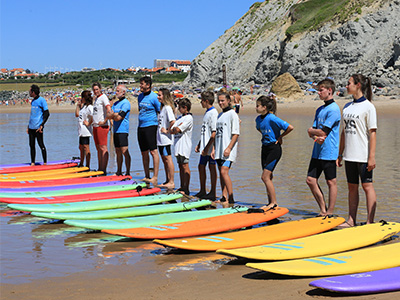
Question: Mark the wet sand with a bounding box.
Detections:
[1,94,400,300]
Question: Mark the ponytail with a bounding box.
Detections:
[351,74,373,101]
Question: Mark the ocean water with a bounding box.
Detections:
[1,109,399,284]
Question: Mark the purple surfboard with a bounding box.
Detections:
[0,159,80,169]
[0,179,136,193]
[309,267,400,294]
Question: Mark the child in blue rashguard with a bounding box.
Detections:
[255,94,294,210]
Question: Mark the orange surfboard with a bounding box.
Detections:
[154,216,345,251]
[103,207,289,239]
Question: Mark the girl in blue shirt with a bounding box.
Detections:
[255,95,294,210]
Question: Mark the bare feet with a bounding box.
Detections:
[260,203,278,210]
[160,182,175,189]
[336,220,354,229]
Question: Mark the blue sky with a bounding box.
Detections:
[1,0,257,73]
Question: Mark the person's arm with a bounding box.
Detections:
[277,124,294,144]
[336,129,345,167]
[223,134,239,158]
[307,127,329,145]
[367,129,377,171]
[202,131,216,156]
[37,110,50,132]
[75,100,81,117]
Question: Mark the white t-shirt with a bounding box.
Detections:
[215,109,240,162]
[77,105,93,137]
[92,94,110,127]
[342,99,377,163]
[157,105,176,146]
[200,107,218,155]
[172,114,193,159]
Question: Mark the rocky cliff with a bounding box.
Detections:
[184,0,400,89]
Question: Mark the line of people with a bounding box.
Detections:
[27,72,377,226]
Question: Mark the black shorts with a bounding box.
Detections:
[345,161,373,184]
[307,158,337,180]
[137,126,157,152]
[113,133,129,148]
[158,145,172,156]
[261,143,282,172]
[79,136,90,145]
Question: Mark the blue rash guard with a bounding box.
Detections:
[112,98,131,133]
[311,100,341,160]
[256,113,289,145]
[138,91,160,128]
[28,96,48,130]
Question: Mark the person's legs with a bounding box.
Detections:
[163,155,175,188]
[262,169,277,209]
[148,149,159,185]
[326,178,337,215]
[35,131,47,164]
[196,162,207,197]
[220,165,233,206]
[121,146,131,175]
[207,162,217,199]
[362,182,376,224]
[306,176,327,215]
[99,144,108,174]
[29,130,36,165]
[181,162,191,194]
[79,144,85,167]
[217,164,227,201]
[115,147,123,175]
[141,150,150,179]
[83,144,91,168]
[347,183,359,226]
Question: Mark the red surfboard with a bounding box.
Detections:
[0,175,131,188]
[0,163,78,174]
[0,187,161,204]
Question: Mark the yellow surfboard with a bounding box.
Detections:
[0,167,88,179]
[218,221,400,260]
[246,242,400,276]
[0,170,103,181]
[154,216,344,251]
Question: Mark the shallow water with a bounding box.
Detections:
[1,109,399,284]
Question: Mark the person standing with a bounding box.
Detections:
[171,98,193,195]
[110,84,131,176]
[306,79,341,216]
[92,82,112,174]
[157,88,176,189]
[337,74,377,227]
[27,84,50,166]
[213,92,240,207]
[194,91,218,200]
[137,76,161,185]
[75,90,93,168]
[256,94,294,210]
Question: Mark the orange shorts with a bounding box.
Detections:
[93,126,109,146]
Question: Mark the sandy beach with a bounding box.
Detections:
[1,94,400,300]
[1,94,400,115]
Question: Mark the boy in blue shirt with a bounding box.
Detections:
[306,78,341,216]
[137,77,161,185]
[111,84,131,176]
[27,84,50,166]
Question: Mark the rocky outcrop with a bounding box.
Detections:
[184,0,400,89]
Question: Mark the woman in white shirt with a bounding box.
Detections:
[337,74,377,227]
[75,90,93,168]
[157,88,176,189]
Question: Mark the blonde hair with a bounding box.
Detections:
[158,88,174,108]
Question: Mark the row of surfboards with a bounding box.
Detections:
[1,160,400,295]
